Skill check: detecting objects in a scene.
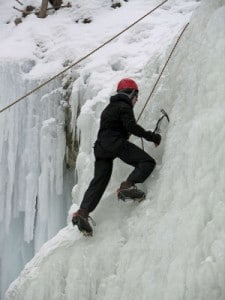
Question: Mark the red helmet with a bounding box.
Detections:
[117,78,138,92]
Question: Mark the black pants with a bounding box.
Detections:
[80,140,156,213]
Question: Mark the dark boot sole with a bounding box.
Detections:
[81,230,93,237]
[117,191,146,202]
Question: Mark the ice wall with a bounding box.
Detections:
[0,61,72,299]
[5,1,225,300]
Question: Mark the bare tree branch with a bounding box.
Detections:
[15,0,23,6]
[13,6,24,13]
[46,2,72,11]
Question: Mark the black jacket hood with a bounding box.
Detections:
[110,93,132,107]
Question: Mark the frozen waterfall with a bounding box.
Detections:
[0,61,73,299]
[3,0,225,299]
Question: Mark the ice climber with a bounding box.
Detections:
[72,78,161,235]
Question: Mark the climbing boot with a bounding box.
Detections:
[117,181,145,202]
[72,208,93,236]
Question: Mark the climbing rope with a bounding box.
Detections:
[137,22,189,122]
[0,0,168,114]
[136,23,190,149]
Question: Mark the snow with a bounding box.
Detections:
[1,0,225,299]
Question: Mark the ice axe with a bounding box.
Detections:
[153,109,170,134]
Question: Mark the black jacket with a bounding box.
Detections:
[95,93,156,156]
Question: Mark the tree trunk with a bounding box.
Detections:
[38,0,48,18]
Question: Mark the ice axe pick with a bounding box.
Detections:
[153,109,170,134]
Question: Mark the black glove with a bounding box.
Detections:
[152,133,161,146]
[145,131,161,146]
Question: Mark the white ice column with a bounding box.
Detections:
[0,60,70,298]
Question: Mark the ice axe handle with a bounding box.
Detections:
[153,109,170,134]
